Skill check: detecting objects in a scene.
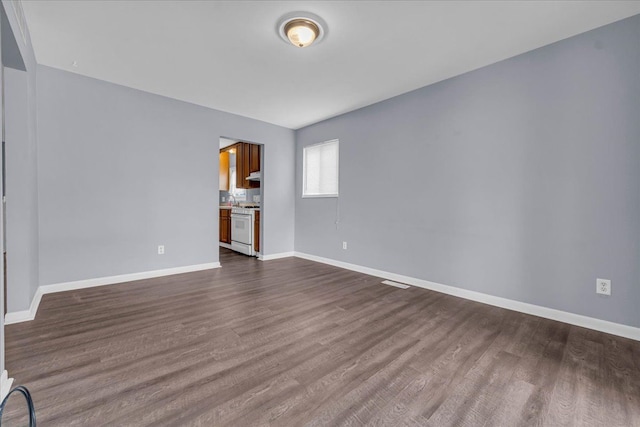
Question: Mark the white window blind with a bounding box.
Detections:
[303,139,339,198]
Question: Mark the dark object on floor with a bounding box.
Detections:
[0,385,36,426]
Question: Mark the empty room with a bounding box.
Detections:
[0,1,639,425]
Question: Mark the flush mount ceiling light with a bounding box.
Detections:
[277,12,327,48]
[285,19,318,47]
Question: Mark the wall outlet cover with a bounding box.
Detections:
[596,278,611,296]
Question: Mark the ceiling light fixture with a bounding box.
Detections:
[278,12,327,48]
[285,19,318,47]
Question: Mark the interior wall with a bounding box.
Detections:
[4,67,38,313]
[0,0,5,383]
[1,0,39,315]
[36,65,294,290]
[295,15,640,328]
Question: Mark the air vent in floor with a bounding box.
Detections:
[382,280,410,289]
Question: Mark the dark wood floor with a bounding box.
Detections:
[3,248,640,426]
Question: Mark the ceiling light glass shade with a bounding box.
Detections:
[284,19,319,48]
[277,12,326,48]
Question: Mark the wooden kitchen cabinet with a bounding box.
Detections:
[242,143,260,189]
[249,144,261,174]
[242,143,252,187]
[232,142,260,189]
[254,210,260,253]
[234,143,245,189]
[219,209,231,244]
[221,142,260,190]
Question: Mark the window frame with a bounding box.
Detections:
[302,139,339,198]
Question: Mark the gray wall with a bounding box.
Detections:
[295,15,640,328]
[0,0,5,376]
[36,65,294,290]
[2,0,39,314]
[5,67,39,313]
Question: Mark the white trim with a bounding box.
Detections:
[294,252,640,341]
[0,370,14,401]
[4,286,43,324]
[219,242,233,250]
[258,252,295,261]
[4,262,220,325]
[301,194,339,199]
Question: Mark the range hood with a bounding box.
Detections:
[246,171,261,181]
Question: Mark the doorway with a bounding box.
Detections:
[218,137,263,261]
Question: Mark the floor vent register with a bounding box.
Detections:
[381,280,410,289]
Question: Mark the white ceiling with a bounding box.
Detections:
[21,1,640,129]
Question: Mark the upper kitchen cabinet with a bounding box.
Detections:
[249,144,260,174]
[235,143,245,189]
[221,142,260,190]
[219,150,230,191]
[235,142,260,189]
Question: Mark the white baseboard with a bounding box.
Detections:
[0,370,14,401]
[294,252,640,342]
[4,286,43,324]
[258,252,295,261]
[4,262,221,325]
[7,252,638,341]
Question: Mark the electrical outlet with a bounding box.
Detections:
[596,278,611,296]
[342,241,347,250]
[158,245,165,255]
[222,196,225,202]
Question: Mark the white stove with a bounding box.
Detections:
[230,207,258,256]
[231,207,258,215]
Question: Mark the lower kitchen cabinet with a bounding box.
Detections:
[220,209,231,244]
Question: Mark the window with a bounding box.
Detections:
[229,167,237,194]
[228,166,247,201]
[303,139,339,198]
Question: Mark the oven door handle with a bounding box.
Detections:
[231,214,251,219]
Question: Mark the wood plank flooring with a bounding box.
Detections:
[3,248,640,426]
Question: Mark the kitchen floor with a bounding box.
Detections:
[220,246,258,263]
[3,250,639,425]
